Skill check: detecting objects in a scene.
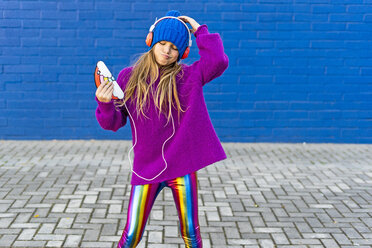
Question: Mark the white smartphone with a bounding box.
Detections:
[94,61,124,100]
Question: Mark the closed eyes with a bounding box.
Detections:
[160,41,178,50]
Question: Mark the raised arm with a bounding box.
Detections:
[179,16,229,86]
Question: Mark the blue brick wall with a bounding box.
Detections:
[1,0,371,143]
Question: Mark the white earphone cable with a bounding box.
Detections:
[123,78,175,181]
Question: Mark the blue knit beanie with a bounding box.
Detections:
[149,10,189,62]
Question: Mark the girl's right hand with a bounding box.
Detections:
[96,80,114,103]
[178,16,200,34]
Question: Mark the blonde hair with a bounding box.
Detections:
[113,48,186,124]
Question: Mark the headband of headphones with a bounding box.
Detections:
[149,16,192,48]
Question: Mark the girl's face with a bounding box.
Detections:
[153,41,179,66]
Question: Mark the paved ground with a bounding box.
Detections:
[0,140,371,248]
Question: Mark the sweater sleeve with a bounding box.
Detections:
[95,68,129,132]
[189,24,229,86]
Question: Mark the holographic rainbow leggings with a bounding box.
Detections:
[117,172,202,248]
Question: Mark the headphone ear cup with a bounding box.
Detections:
[146,32,153,47]
[181,47,190,59]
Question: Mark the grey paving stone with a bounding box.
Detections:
[46,240,64,247]
[64,234,82,247]
[0,235,17,247]
[0,141,371,248]
[12,240,47,247]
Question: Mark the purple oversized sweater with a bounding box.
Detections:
[95,24,229,185]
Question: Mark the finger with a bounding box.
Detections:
[96,86,104,97]
[101,82,113,95]
[97,82,107,94]
[97,80,108,91]
[104,83,114,96]
[98,84,108,94]
[178,16,189,22]
[97,84,113,101]
[98,82,110,96]
[103,80,110,88]
[103,85,114,99]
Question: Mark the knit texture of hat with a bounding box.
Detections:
[149,10,189,62]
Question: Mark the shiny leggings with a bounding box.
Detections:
[117,172,202,248]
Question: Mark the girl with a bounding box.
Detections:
[95,10,228,248]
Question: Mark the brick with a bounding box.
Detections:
[46,241,64,247]
[38,223,56,234]
[64,235,82,247]
[148,231,163,243]
[0,0,371,142]
[1,140,372,247]
[57,218,74,228]
[13,241,47,247]
[0,235,17,246]
[80,241,113,247]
